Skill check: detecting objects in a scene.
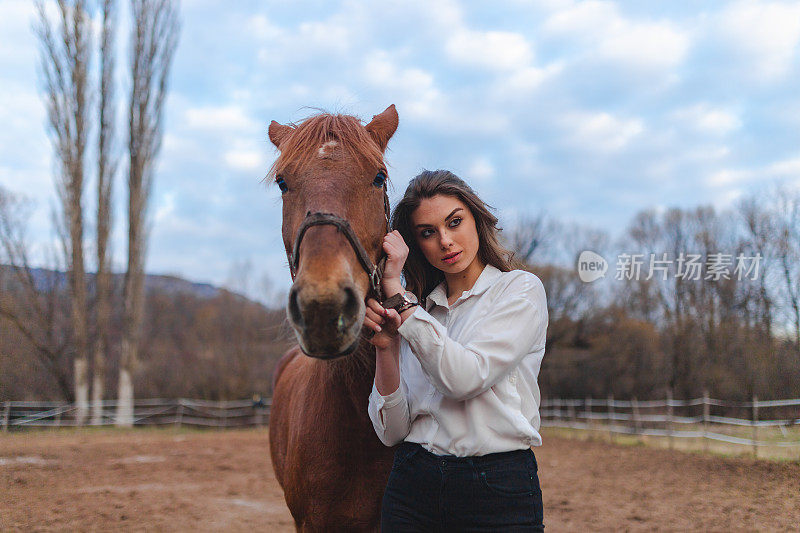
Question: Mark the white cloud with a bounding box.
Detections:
[445,29,533,71]
[717,0,800,80]
[543,1,690,70]
[706,155,800,188]
[246,14,285,41]
[707,168,750,187]
[597,22,689,70]
[184,105,258,133]
[672,104,741,135]
[362,51,442,121]
[492,62,564,100]
[467,157,495,183]
[0,0,39,66]
[225,148,265,172]
[766,156,800,176]
[297,19,352,55]
[559,111,644,152]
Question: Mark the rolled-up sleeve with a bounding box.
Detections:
[397,275,547,401]
[368,379,411,446]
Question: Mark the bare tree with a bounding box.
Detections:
[92,0,118,425]
[773,188,800,348]
[504,212,551,264]
[116,0,179,426]
[36,0,91,424]
[738,195,776,338]
[0,187,73,399]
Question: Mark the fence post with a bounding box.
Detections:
[585,396,592,430]
[631,397,641,436]
[702,389,710,453]
[607,393,614,443]
[221,402,228,431]
[2,402,10,432]
[175,399,184,428]
[752,394,758,459]
[567,398,575,423]
[667,388,674,450]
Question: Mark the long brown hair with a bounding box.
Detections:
[391,169,523,301]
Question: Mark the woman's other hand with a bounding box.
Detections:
[381,230,408,296]
[365,297,402,350]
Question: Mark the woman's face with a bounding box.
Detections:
[410,194,481,275]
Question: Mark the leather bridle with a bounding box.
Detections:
[288,180,391,301]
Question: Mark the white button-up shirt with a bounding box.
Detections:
[367,264,548,457]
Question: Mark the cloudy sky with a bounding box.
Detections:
[2,0,800,300]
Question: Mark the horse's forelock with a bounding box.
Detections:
[268,113,386,181]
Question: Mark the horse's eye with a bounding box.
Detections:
[373,170,387,188]
[276,175,288,194]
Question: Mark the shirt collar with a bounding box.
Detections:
[425,263,502,311]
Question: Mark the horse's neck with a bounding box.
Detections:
[316,339,376,414]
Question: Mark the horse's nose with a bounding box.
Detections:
[288,286,304,328]
[287,281,362,335]
[341,285,360,331]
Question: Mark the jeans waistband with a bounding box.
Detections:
[398,441,532,469]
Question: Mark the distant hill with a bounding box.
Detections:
[0,263,292,401]
[1,264,223,300]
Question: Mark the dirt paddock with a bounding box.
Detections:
[1,427,798,532]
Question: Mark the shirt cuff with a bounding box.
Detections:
[370,380,405,409]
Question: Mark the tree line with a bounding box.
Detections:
[510,185,800,402]
[4,183,797,407]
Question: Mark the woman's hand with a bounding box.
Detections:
[365,297,402,350]
[381,230,408,296]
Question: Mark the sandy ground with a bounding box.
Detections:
[1,428,798,532]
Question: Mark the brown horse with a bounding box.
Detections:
[267,105,399,531]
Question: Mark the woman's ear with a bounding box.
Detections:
[366,104,399,152]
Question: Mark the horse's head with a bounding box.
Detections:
[268,105,399,359]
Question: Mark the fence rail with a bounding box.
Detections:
[540,391,800,457]
[4,393,800,458]
[1,398,271,430]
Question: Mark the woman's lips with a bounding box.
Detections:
[442,251,461,264]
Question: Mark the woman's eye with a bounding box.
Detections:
[276,175,288,194]
[420,229,434,238]
[449,217,462,228]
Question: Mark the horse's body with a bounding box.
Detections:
[269,346,392,531]
[266,106,399,531]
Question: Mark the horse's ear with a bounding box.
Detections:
[365,104,398,152]
[269,121,294,149]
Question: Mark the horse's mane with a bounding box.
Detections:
[269,113,386,179]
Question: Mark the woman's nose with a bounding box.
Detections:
[439,230,453,248]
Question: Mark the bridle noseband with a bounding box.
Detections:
[288,185,391,301]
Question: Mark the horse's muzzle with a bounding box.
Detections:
[287,281,364,358]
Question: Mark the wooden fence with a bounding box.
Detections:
[1,398,271,430]
[4,393,800,458]
[540,392,800,458]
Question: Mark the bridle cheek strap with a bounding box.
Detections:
[289,212,388,301]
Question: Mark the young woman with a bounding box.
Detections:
[366,170,548,531]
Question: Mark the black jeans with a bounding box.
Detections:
[381,441,545,532]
